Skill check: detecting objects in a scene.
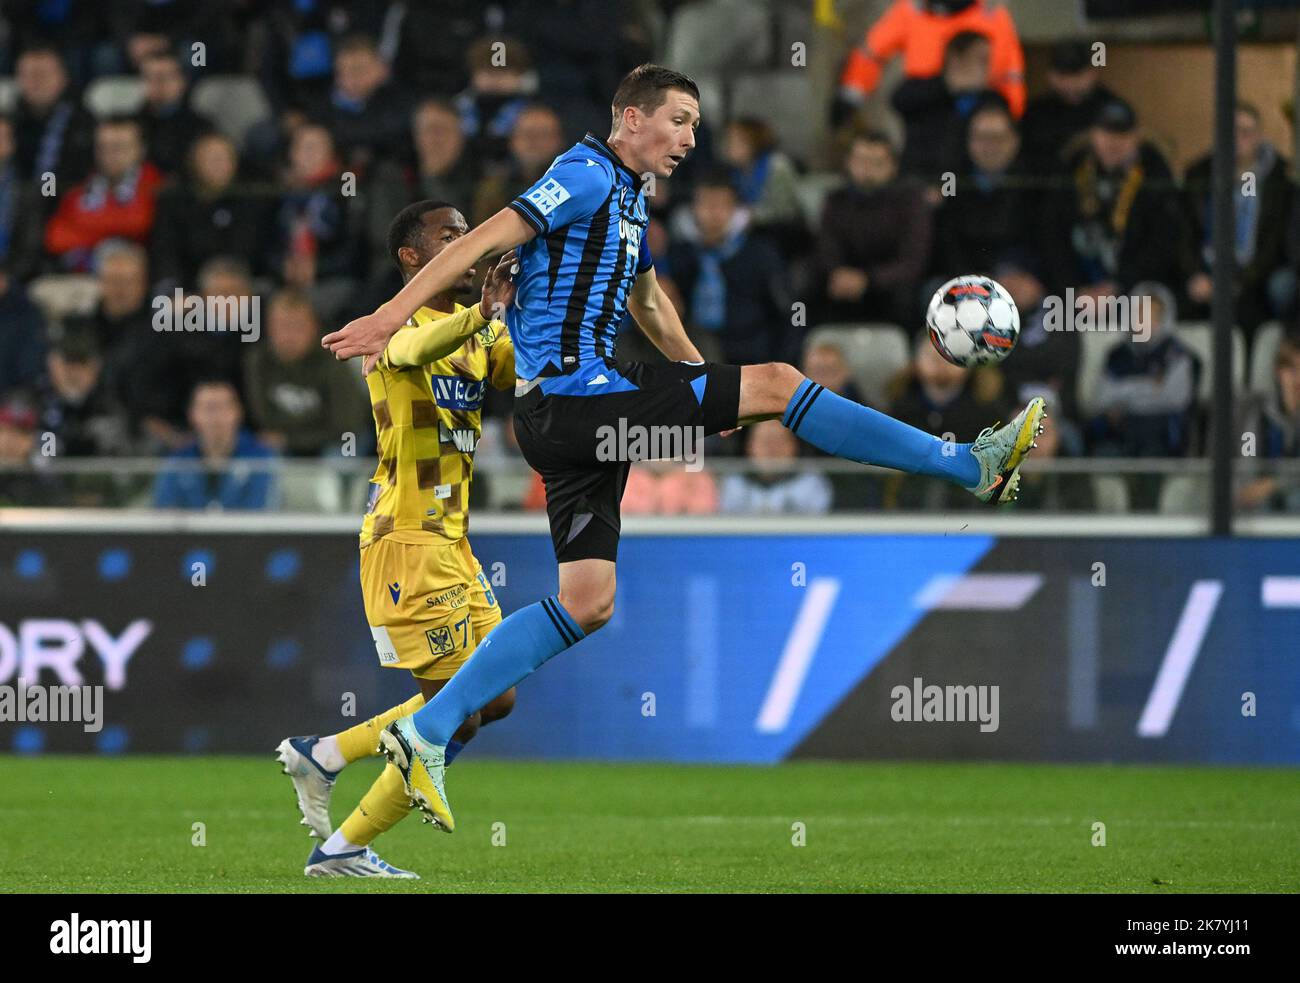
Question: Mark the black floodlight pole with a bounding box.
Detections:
[1210,0,1237,536]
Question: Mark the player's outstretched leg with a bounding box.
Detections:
[384,594,588,831]
[743,365,1046,505]
[275,693,424,839]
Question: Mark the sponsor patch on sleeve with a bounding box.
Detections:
[525,178,571,216]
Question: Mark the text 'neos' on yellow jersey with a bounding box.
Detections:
[360,303,514,546]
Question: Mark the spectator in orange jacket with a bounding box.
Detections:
[837,0,1025,122]
[622,463,719,516]
[527,460,719,515]
[44,117,163,272]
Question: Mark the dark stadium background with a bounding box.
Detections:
[0,0,1296,907]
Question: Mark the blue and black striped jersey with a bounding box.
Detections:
[507,133,654,393]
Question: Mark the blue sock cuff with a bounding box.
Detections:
[782,379,824,433]
[541,595,584,645]
[444,739,465,766]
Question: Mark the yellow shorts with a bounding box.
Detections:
[359,536,501,680]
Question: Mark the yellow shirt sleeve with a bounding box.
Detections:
[487,322,515,391]
[384,303,489,369]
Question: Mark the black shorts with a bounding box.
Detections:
[513,360,742,562]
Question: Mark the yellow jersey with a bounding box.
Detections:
[359,302,514,546]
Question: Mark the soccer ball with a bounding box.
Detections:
[925,275,1020,367]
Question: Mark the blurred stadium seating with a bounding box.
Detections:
[0,0,1296,521]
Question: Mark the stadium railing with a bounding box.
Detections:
[1,456,1298,532]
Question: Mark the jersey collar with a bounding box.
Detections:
[582,132,646,189]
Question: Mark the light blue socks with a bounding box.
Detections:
[782,379,980,487]
[411,596,583,746]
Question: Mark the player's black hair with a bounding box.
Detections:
[611,64,700,128]
[386,199,459,271]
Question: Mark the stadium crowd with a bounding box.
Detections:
[0,0,1298,514]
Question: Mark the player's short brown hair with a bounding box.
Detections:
[610,64,700,129]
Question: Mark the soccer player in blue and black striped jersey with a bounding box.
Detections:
[323,64,1046,830]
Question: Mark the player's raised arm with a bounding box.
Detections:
[378,252,519,371]
[324,208,533,360]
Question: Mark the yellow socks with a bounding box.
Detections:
[334,693,425,763]
[338,763,412,847]
[316,693,426,853]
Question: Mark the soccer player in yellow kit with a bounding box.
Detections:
[277,200,518,877]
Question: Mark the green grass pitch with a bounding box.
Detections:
[2,757,1297,892]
